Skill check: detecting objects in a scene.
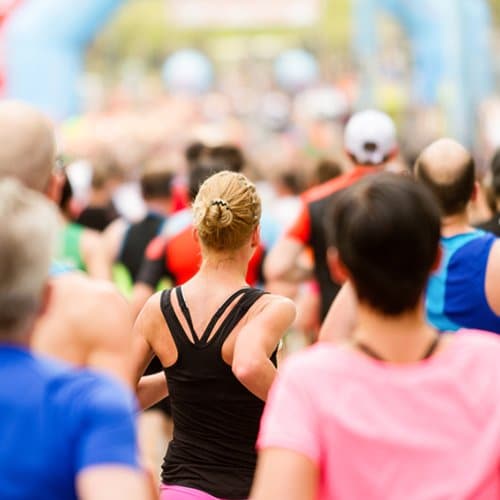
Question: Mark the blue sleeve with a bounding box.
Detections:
[71,375,140,472]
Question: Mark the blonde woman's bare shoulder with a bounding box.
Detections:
[249,292,296,321]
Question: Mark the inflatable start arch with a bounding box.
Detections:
[1,0,494,144]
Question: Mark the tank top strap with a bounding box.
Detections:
[198,287,251,344]
[212,288,268,346]
[160,288,193,348]
[175,287,201,344]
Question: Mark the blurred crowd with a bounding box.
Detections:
[4,83,500,499]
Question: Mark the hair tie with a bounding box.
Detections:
[210,198,230,210]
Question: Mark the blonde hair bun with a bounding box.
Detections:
[193,171,261,251]
[205,199,233,229]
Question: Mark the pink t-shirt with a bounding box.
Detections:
[258,331,500,500]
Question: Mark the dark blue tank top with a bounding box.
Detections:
[426,230,500,333]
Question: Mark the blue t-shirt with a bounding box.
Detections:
[0,346,139,500]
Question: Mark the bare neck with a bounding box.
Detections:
[440,212,473,238]
[197,255,248,286]
[0,323,33,349]
[352,302,438,363]
[146,199,171,216]
[88,188,111,206]
[189,248,251,293]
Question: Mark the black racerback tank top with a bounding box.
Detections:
[160,286,276,499]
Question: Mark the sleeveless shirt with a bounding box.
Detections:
[160,286,276,499]
[426,230,500,333]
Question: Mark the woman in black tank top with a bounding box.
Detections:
[132,172,296,500]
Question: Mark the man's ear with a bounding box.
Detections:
[44,171,65,204]
[250,225,260,248]
[431,245,443,272]
[471,180,480,203]
[327,247,349,284]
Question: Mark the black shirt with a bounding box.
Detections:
[77,203,118,231]
[160,286,275,499]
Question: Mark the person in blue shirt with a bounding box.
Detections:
[415,138,500,333]
[0,178,151,500]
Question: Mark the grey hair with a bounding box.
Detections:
[0,178,59,336]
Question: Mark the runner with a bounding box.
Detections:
[264,110,398,320]
[58,173,110,280]
[0,178,150,500]
[103,163,174,295]
[253,173,500,500]
[133,171,295,500]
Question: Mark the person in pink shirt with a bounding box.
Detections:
[252,173,500,500]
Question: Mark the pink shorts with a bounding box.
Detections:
[160,484,246,500]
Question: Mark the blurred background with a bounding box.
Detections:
[2,0,499,192]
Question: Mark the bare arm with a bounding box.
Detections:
[137,373,169,410]
[131,294,170,409]
[82,283,134,386]
[77,465,156,500]
[318,281,358,343]
[485,239,500,315]
[250,449,318,500]
[80,229,112,281]
[101,218,128,272]
[264,237,312,284]
[232,297,296,401]
[130,283,155,320]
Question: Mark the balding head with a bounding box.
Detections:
[415,138,475,216]
[0,101,55,192]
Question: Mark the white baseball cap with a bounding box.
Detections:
[344,110,397,165]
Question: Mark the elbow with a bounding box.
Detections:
[232,357,264,385]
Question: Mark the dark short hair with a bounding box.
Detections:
[58,173,73,215]
[188,146,245,201]
[415,157,475,216]
[188,164,227,202]
[316,158,343,184]
[210,145,245,173]
[328,173,441,316]
[185,142,207,170]
[140,170,173,200]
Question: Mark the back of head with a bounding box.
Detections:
[415,138,474,216]
[344,110,397,166]
[140,162,174,201]
[0,101,55,192]
[315,158,343,185]
[193,171,261,252]
[185,141,208,170]
[91,152,124,190]
[188,146,245,202]
[0,178,58,336]
[210,145,245,173]
[330,173,441,315]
